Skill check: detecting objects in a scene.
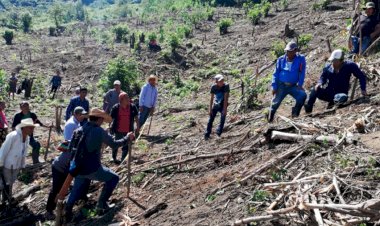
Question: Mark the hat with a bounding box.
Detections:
[328,49,344,61]
[364,2,376,9]
[284,41,298,51]
[113,80,121,85]
[214,74,224,82]
[20,101,29,107]
[88,108,112,123]
[16,118,40,130]
[147,75,158,82]
[73,106,87,115]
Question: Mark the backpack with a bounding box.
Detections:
[68,124,92,176]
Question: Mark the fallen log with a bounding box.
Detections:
[13,184,40,202]
[271,131,338,145]
[143,203,168,218]
[232,213,299,225]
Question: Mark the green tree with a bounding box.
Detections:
[112,24,129,42]
[218,18,233,35]
[0,69,7,100]
[99,57,140,96]
[50,3,65,29]
[75,2,86,21]
[21,13,32,33]
[3,30,13,45]
[168,33,180,52]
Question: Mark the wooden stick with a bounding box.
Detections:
[271,131,338,145]
[44,125,53,161]
[126,142,133,198]
[333,176,346,204]
[363,35,380,56]
[147,114,154,136]
[310,195,324,226]
[232,213,299,225]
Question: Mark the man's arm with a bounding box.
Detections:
[102,129,134,150]
[139,85,147,108]
[298,57,306,88]
[209,93,214,116]
[351,62,367,94]
[271,58,281,95]
[0,133,13,168]
[11,114,19,130]
[223,92,229,116]
[316,67,328,89]
[65,99,73,121]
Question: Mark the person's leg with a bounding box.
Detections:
[46,167,67,212]
[288,86,307,117]
[120,133,129,162]
[305,87,334,113]
[29,135,41,164]
[268,84,288,122]
[205,106,218,138]
[138,106,151,127]
[360,36,372,54]
[65,176,89,214]
[351,36,359,54]
[333,93,348,105]
[216,106,226,136]
[112,132,124,162]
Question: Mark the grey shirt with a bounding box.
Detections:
[103,89,122,114]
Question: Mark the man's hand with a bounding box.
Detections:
[362,90,368,96]
[127,132,135,141]
[315,84,321,90]
[135,127,140,135]
[139,107,143,113]
[272,90,277,96]
[222,110,227,116]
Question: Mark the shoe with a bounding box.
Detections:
[96,203,115,215]
[204,134,210,140]
[112,159,121,165]
[326,102,335,109]
[64,208,73,223]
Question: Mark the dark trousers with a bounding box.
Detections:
[205,105,226,137]
[50,86,59,99]
[46,166,66,212]
[304,87,348,113]
[29,135,40,164]
[112,132,129,161]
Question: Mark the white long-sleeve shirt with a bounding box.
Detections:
[0,129,29,169]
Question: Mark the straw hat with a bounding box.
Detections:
[88,108,112,123]
[147,75,158,82]
[16,118,40,130]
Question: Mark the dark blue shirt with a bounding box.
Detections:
[50,75,62,87]
[65,96,90,120]
[318,61,366,95]
[272,53,306,90]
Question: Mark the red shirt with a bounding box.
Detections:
[117,106,130,133]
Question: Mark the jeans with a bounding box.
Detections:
[304,87,348,113]
[269,83,307,121]
[205,104,226,137]
[351,36,371,54]
[112,132,129,161]
[46,166,67,212]
[66,166,119,210]
[139,106,151,127]
[29,135,41,164]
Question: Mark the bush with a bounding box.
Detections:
[50,3,65,28]
[3,30,14,45]
[168,33,180,52]
[148,32,157,42]
[218,18,233,35]
[99,57,140,96]
[0,69,6,99]
[177,25,192,38]
[248,7,261,25]
[49,27,56,36]
[261,0,271,17]
[281,0,289,11]
[271,40,285,59]
[21,13,32,33]
[113,24,129,42]
[75,2,86,21]
[298,33,313,49]
[207,7,215,21]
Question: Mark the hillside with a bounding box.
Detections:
[1,0,380,226]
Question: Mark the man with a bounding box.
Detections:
[45,107,88,216]
[304,49,367,113]
[49,69,62,99]
[65,108,135,221]
[8,72,17,100]
[12,101,44,164]
[0,101,8,147]
[204,74,230,139]
[110,92,139,163]
[268,41,307,122]
[351,2,380,54]
[0,118,39,205]
[65,87,90,121]
[103,80,123,114]
[139,75,158,127]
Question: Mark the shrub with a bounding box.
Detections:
[298,33,313,49]
[168,33,180,52]
[99,57,140,96]
[50,3,65,28]
[112,24,129,42]
[206,7,215,21]
[248,7,261,25]
[281,0,289,11]
[177,25,192,38]
[21,13,32,33]
[320,0,331,9]
[218,18,233,35]
[75,2,86,21]
[271,40,285,59]
[49,27,56,36]
[148,32,157,41]
[261,0,271,17]
[3,30,14,45]
[0,69,6,99]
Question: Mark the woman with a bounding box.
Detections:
[0,101,8,147]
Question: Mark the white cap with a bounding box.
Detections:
[214,74,224,81]
[113,80,121,85]
[328,49,344,61]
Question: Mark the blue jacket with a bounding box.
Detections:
[318,61,366,95]
[272,53,306,90]
[65,96,90,120]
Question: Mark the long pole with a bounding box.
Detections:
[126,142,132,198]
[44,124,53,161]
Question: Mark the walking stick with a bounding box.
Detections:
[44,124,53,161]
[126,141,132,198]
[55,174,74,226]
[147,113,154,136]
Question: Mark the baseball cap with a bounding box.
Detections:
[328,49,344,61]
[364,2,376,9]
[74,106,87,115]
[214,74,224,81]
[284,41,298,51]
[113,80,121,85]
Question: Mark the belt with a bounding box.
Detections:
[281,82,296,87]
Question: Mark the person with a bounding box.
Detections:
[268,41,307,122]
[8,72,17,100]
[110,92,139,163]
[45,107,88,217]
[350,2,380,54]
[12,101,45,164]
[103,80,123,114]
[65,87,90,121]
[65,108,135,221]
[49,69,62,99]
[138,75,158,127]
[75,87,80,96]
[148,39,162,52]
[204,74,230,139]
[0,118,39,205]
[304,49,367,113]
[0,101,8,147]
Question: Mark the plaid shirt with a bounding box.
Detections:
[65,96,89,120]
[50,75,62,87]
